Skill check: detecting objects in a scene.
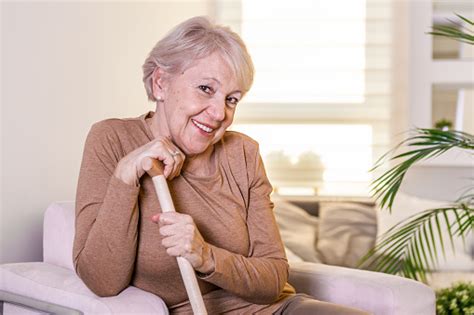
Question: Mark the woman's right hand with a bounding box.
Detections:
[113,136,184,185]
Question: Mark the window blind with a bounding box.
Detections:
[215,0,393,196]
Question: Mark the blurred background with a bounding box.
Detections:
[1,0,473,264]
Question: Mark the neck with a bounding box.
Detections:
[148,106,170,139]
[183,145,216,176]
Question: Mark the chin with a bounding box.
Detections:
[183,144,212,157]
[181,135,220,156]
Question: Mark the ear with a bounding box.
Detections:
[151,67,166,101]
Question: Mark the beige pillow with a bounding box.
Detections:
[316,202,377,268]
[273,198,322,263]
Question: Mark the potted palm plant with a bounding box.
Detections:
[360,14,474,283]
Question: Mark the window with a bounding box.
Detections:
[217,0,392,196]
[241,0,366,104]
[234,123,372,196]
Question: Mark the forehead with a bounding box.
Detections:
[179,53,241,92]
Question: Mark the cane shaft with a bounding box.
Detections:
[144,159,207,314]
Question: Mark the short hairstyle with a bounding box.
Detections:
[142,16,254,102]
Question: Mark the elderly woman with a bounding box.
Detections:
[73,16,369,315]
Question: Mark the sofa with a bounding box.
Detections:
[272,195,380,267]
[0,201,436,314]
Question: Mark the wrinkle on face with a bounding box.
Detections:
[155,52,242,158]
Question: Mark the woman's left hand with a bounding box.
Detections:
[151,212,215,274]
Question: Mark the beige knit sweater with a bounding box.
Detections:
[73,112,296,314]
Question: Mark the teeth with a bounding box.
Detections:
[192,120,213,133]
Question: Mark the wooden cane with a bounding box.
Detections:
[142,157,208,315]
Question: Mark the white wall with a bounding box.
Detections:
[1,1,211,263]
[390,1,474,202]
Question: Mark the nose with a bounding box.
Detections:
[207,99,226,122]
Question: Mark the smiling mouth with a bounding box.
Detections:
[192,119,214,133]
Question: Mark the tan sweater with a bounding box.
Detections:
[73,112,296,314]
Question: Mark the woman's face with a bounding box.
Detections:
[155,53,242,156]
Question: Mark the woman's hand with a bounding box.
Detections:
[151,212,215,274]
[114,136,184,185]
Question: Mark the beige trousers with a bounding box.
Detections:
[275,295,372,315]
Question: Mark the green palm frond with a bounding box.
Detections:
[359,204,474,282]
[363,13,474,283]
[371,128,474,212]
[428,13,474,45]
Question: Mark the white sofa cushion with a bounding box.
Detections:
[0,262,168,315]
[289,261,436,315]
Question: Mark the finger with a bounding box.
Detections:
[175,151,185,176]
[145,137,177,179]
[165,245,183,257]
[159,212,192,225]
[161,152,176,179]
[168,148,184,179]
[157,212,178,225]
[159,223,194,239]
[170,153,181,179]
[159,223,182,236]
[151,213,160,223]
[161,234,184,248]
[139,153,173,179]
[157,136,183,178]
[158,138,180,179]
[165,241,194,256]
[166,153,179,180]
[159,217,195,237]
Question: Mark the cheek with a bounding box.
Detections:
[178,95,203,115]
[225,109,236,125]
[172,101,194,121]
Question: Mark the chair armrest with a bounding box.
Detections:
[0,262,169,315]
[289,262,435,315]
[43,201,76,270]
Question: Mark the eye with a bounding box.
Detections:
[226,96,240,108]
[198,85,214,94]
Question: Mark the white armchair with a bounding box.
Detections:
[0,202,435,314]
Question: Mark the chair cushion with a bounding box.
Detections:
[0,262,168,314]
[3,302,49,315]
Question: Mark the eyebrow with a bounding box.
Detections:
[202,77,242,95]
[203,77,221,84]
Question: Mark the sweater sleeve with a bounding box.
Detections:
[198,145,289,304]
[72,122,140,297]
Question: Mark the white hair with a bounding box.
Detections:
[142,16,254,102]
